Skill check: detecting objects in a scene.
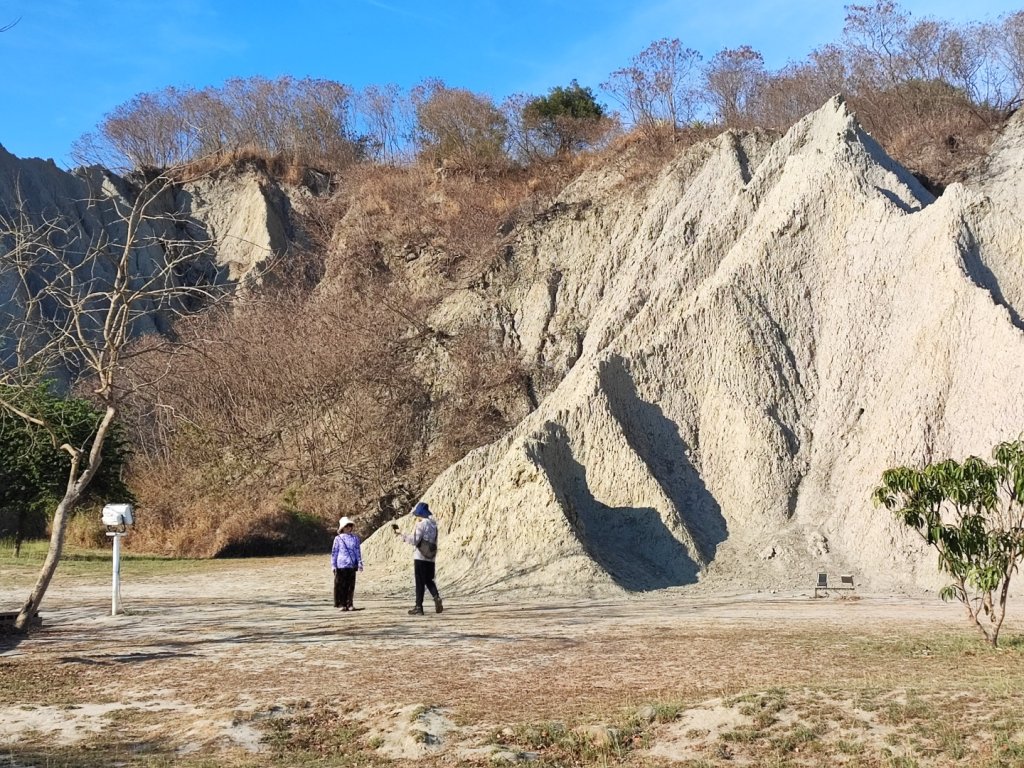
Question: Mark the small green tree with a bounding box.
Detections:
[522,80,609,157]
[1,383,132,555]
[873,440,1024,646]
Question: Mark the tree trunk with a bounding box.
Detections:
[13,405,116,633]
[14,490,78,631]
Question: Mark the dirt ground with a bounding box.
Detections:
[2,555,1023,766]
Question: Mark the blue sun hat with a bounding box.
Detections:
[412,502,432,518]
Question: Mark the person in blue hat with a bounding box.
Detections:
[392,501,443,615]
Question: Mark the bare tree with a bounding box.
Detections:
[357,83,414,164]
[75,77,362,172]
[750,44,850,130]
[602,38,702,140]
[843,1,912,87]
[500,93,539,163]
[0,172,221,632]
[994,11,1024,110]
[937,24,987,103]
[704,46,767,128]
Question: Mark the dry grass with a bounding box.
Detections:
[2,561,1024,767]
[849,82,1002,191]
[165,145,321,187]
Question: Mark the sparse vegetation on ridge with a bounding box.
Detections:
[74,3,1024,187]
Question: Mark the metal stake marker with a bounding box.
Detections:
[107,530,125,616]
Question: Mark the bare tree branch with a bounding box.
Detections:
[0,166,225,632]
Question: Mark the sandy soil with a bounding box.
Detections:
[1,555,1022,764]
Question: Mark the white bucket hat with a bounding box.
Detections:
[338,516,355,531]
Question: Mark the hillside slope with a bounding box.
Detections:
[365,97,1024,597]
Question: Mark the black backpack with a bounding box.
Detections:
[417,537,438,558]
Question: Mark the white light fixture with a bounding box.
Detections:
[102,503,134,616]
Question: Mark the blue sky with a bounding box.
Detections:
[1,0,1019,165]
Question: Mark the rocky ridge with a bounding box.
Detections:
[365,97,1024,597]
[0,145,293,379]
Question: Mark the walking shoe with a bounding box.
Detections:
[434,597,443,614]
[408,606,424,615]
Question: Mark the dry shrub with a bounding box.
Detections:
[849,80,1001,189]
[325,162,543,287]
[119,165,538,556]
[167,146,319,188]
[126,466,329,557]
[64,507,109,549]
[121,300,530,556]
[421,327,534,477]
[600,122,721,188]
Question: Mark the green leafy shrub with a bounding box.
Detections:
[0,383,132,551]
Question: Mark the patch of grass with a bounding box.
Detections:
[771,722,826,753]
[999,634,1024,651]
[994,732,1024,762]
[0,540,220,585]
[409,703,433,721]
[737,689,787,729]
[638,701,686,723]
[262,702,367,755]
[936,724,968,760]
[879,694,932,726]
[501,721,569,749]
[886,756,920,767]
[836,738,866,754]
[491,716,644,764]
[0,660,109,707]
[720,726,760,743]
[852,632,997,659]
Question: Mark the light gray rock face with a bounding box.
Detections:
[963,108,1024,327]
[179,172,292,283]
[0,146,292,380]
[366,97,1024,597]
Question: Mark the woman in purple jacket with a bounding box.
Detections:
[331,517,363,610]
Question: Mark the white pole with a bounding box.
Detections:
[111,533,122,616]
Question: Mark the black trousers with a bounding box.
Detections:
[414,559,439,608]
[334,568,357,608]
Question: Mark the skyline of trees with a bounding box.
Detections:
[64,4,1024,173]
